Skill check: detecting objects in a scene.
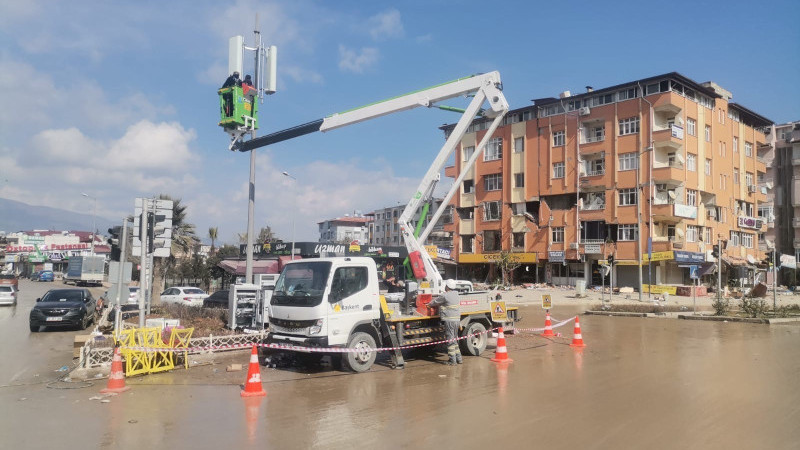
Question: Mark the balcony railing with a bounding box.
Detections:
[585,168,605,177]
[583,134,605,144]
[580,239,605,244]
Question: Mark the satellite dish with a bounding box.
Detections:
[523,212,536,222]
[668,191,677,200]
[676,228,685,238]
[676,153,685,165]
[766,239,774,247]
[766,182,773,189]
[747,255,757,265]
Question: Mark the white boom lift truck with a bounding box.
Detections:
[234,72,519,371]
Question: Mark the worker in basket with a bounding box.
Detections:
[427,279,462,365]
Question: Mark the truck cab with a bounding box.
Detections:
[268,257,380,349]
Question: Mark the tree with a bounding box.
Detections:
[208,227,218,254]
[494,251,522,287]
[151,195,198,304]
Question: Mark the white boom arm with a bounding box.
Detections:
[234,72,509,294]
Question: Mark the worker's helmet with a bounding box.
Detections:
[233,71,240,77]
[444,279,456,290]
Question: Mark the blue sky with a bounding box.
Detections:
[1,0,798,245]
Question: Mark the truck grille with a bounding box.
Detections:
[270,317,317,328]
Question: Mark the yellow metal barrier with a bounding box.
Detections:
[168,328,194,369]
[117,327,194,376]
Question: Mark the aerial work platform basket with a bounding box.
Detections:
[218,85,258,130]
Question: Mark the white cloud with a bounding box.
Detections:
[283,65,324,84]
[338,45,379,74]
[367,9,404,41]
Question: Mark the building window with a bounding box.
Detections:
[618,188,637,206]
[484,173,502,191]
[686,189,697,206]
[585,157,605,176]
[745,141,753,157]
[686,225,699,242]
[758,206,773,221]
[687,118,696,136]
[483,201,501,221]
[553,162,565,179]
[618,224,638,241]
[705,158,712,175]
[720,174,727,190]
[734,169,739,184]
[484,138,502,161]
[619,152,638,171]
[553,130,565,147]
[687,153,696,172]
[514,173,524,188]
[745,172,754,187]
[552,227,564,243]
[730,231,740,247]
[741,233,753,249]
[618,117,639,136]
[463,179,474,194]
[514,137,524,153]
[705,125,711,142]
[483,230,502,252]
[461,235,474,253]
[704,227,712,243]
[733,137,739,153]
[512,232,524,249]
[463,146,475,161]
[617,87,639,101]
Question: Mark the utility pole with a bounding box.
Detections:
[717,236,722,305]
[114,219,129,337]
[773,247,777,311]
[138,200,148,328]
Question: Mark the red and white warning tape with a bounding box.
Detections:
[513,316,576,333]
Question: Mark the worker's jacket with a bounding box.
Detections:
[428,290,460,322]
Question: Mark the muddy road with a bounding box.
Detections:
[2,300,799,449]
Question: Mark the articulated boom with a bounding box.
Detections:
[231,72,509,293]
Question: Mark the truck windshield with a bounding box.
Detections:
[271,261,331,307]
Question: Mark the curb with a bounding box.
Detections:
[585,311,648,318]
[678,315,800,324]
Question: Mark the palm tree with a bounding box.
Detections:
[151,195,198,304]
[208,227,218,255]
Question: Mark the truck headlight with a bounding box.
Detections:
[309,319,323,335]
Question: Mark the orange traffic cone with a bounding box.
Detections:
[101,345,130,394]
[570,316,586,348]
[541,311,555,337]
[491,327,514,363]
[241,345,267,397]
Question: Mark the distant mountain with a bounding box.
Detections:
[0,197,115,234]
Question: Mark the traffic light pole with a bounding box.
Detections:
[114,220,128,337]
[773,247,777,312]
[716,237,722,304]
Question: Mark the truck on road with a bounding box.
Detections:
[64,255,105,287]
[266,257,517,372]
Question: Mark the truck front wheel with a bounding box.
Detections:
[341,332,377,373]
[459,321,488,356]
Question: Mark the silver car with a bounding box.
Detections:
[159,287,208,307]
[0,285,17,306]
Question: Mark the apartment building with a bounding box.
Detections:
[317,215,372,244]
[763,121,800,284]
[367,199,450,248]
[443,72,772,290]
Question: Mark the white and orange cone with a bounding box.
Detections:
[541,311,555,337]
[101,345,130,394]
[570,316,586,348]
[491,327,514,363]
[241,345,267,397]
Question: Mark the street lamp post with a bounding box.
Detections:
[282,171,296,260]
[82,193,97,255]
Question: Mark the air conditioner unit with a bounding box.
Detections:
[578,107,591,116]
[748,184,757,193]
[569,242,580,249]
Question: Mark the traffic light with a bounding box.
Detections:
[108,226,122,261]
[607,254,615,265]
[765,252,774,266]
[711,245,720,258]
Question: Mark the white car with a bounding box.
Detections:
[128,286,140,305]
[0,285,17,306]
[160,287,208,307]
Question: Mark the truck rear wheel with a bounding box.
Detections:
[459,321,488,356]
[341,332,377,373]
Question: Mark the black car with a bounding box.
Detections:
[29,288,97,332]
[202,290,229,308]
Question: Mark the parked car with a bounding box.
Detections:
[29,271,42,281]
[0,286,17,306]
[159,287,208,307]
[203,290,229,308]
[29,288,98,331]
[38,270,54,282]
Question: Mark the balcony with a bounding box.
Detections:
[459,219,475,235]
[444,165,457,178]
[653,125,684,147]
[793,217,800,228]
[652,165,684,183]
[460,192,475,208]
[650,237,684,252]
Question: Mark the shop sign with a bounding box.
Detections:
[584,244,602,254]
[49,253,64,262]
[425,245,438,260]
[548,251,565,263]
[737,216,763,230]
[437,247,452,260]
[6,243,88,253]
[28,255,45,263]
[674,204,697,219]
[642,251,674,262]
[459,252,537,264]
[642,284,678,295]
[4,255,19,263]
[674,250,705,264]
